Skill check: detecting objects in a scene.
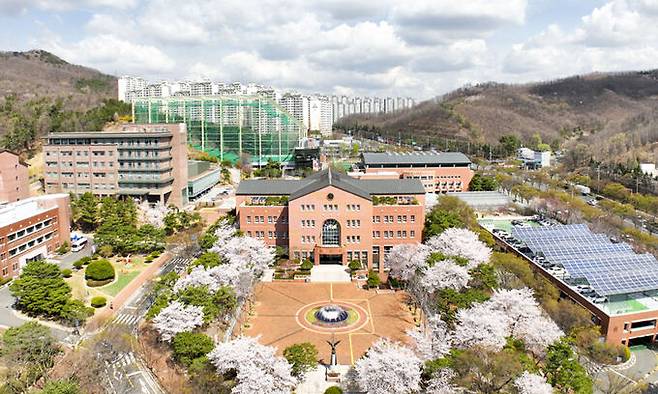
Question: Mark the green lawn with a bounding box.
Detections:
[97,269,142,297]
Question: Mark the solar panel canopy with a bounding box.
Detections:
[512,224,658,296]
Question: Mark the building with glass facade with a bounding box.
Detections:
[132,96,306,165]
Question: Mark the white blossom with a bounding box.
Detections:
[426,228,492,268]
[207,336,296,394]
[217,236,275,275]
[152,301,204,341]
[139,200,169,228]
[355,339,422,394]
[514,371,554,394]
[488,288,541,322]
[420,261,471,292]
[173,265,221,294]
[209,223,237,249]
[514,315,563,357]
[454,288,563,355]
[406,314,452,361]
[488,289,563,356]
[386,243,430,282]
[453,303,510,351]
[426,368,462,394]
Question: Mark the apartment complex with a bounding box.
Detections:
[0,150,29,204]
[43,124,189,207]
[236,168,425,271]
[0,194,70,279]
[356,151,474,193]
[330,95,415,122]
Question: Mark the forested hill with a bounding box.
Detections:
[0,49,116,108]
[336,71,658,165]
[0,50,128,156]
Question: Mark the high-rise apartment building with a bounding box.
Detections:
[118,76,147,102]
[330,95,416,122]
[43,124,189,207]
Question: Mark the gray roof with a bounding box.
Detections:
[362,151,471,166]
[236,168,425,200]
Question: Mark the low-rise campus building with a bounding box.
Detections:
[482,219,658,346]
[0,149,29,204]
[43,124,189,207]
[0,194,71,279]
[236,168,425,271]
[357,151,474,193]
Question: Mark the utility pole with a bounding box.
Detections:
[597,166,601,193]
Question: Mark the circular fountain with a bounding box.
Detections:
[314,304,349,324]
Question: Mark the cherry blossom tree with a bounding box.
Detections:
[419,262,471,292]
[454,288,563,355]
[386,243,430,282]
[514,371,554,394]
[426,368,463,394]
[488,288,563,356]
[406,314,452,361]
[152,301,204,341]
[453,303,510,351]
[426,228,491,268]
[139,200,169,228]
[355,339,422,394]
[210,223,237,249]
[216,236,275,275]
[173,265,220,294]
[207,336,296,394]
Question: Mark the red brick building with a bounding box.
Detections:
[236,169,425,272]
[0,150,29,204]
[0,194,71,279]
[357,151,474,193]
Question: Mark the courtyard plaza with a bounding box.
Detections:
[240,281,416,365]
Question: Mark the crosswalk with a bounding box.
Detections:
[113,313,141,326]
[112,351,136,368]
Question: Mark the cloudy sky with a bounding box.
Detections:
[1,0,658,99]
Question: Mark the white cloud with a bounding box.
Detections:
[1,0,138,13]
[38,33,176,75]
[12,0,658,99]
[392,0,527,44]
[504,0,658,79]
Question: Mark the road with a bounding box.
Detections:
[98,253,193,394]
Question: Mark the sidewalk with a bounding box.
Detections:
[86,252,172,332]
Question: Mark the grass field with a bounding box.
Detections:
[66,256,149,306]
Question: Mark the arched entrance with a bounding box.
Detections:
[319,219,342,264]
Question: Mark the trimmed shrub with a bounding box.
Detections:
[324,387,343,394]
[61,269,73,278]
[72,260,84,270]
[144,256,154,263]
[366,270,381,289]
[85,259,115,281]
[90,296,107,308]
[80,256,92,265]
[150,251,161,258]
[348,260,361,271]
[0,277,12,286]
[300,259,314,271]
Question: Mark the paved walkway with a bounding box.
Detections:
[310,265,351,282]
[86,252,171,332]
